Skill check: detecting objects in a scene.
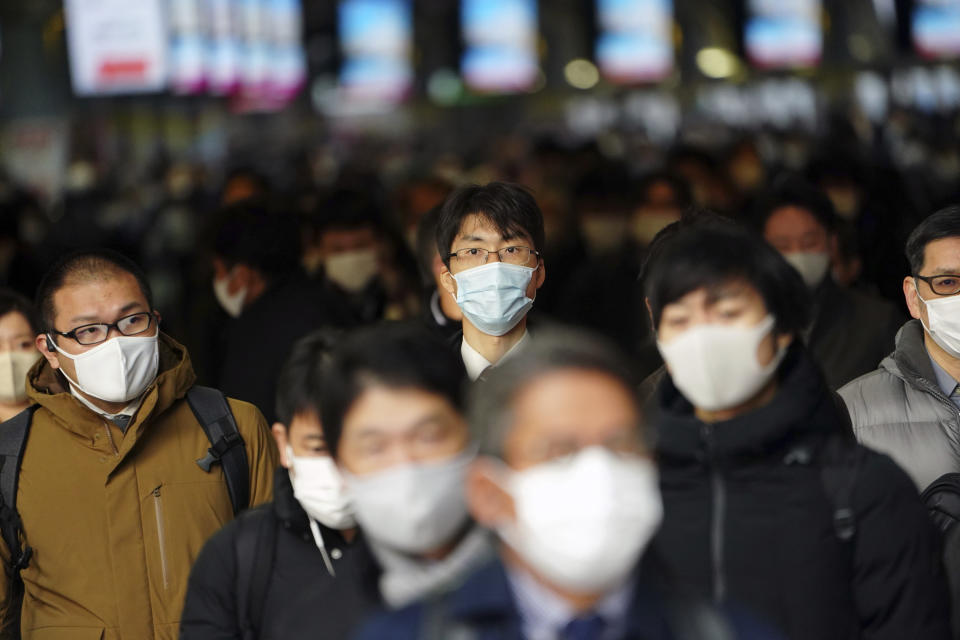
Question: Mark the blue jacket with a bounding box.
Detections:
[353,558,784,640]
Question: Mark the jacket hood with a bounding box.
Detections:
[656,344,843,461]
[25,332,197,439]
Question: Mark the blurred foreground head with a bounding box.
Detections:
[465,329,662,602]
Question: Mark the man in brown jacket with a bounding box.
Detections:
[1,249,277,639]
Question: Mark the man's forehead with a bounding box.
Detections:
[53,273,146,317]
[455,213,528,243]
[923,236,960,273]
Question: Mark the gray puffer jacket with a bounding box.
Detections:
[839,319,960,492]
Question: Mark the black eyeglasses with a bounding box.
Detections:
[915,275,960,297]
[447,246,539,269]
[50,312,157,346]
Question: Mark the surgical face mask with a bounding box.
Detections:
[498,447,662,594]
[783,251,830,289]
[0,351,39,404]
[213,275,245,318]
[287,446,356,530]
[917,289,960,359]
[51,334,159,404]
[341,449,474,555]
[325,249,379,294]
[452,262,535,337]
[657,314,786,411]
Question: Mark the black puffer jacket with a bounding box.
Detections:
[180,467,381,639]
[652,345,950,640]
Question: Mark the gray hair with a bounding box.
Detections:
[467,327,645,458]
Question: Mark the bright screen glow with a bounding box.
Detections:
[461,0,539,93]
[913,0,960,59]
[744,0,822,69]
[596,0,673,83]
[339,0,413,104]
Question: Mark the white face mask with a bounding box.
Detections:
[287,445,356,530]
[0,351,39,404]
[499,447,662,594]
[452,262,536,337]
[341,449,474,555]
[325,249,379,294]
[213,275,246,318]
[917,288,960,359]
[783,251,830,289]
[51,334,159,404]
[657,314,786,412]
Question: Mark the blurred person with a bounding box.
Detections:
[1,249,277,638]
[571,163,634,257]
[0,290,41,421]
[646,224,949,640]
[435,183,546,381]
[355,330,783,640]
[181,330,381,639]
[557,172,693,375]
[756,178,904,388]
[667,146,736,214]
[840,206,960,491]
[306,189,407,325]
[209,199,351,423]
[320,324,485,611]
[415,206,462,341]
[725,139,767,212]
[395,175,453,249]
[219,167,271,206]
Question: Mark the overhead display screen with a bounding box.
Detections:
[461,0,539,93]
[596,0,674,84]
[338,0,413,104]
[744,0,822,69]
[913,0,960,59]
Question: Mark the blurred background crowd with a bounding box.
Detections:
[1,0,960,391]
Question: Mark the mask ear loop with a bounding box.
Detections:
[308,520,336,577]
[45,334,84,391]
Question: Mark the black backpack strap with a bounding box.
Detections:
[819,434,864,543]
[186,386,250,515]
[234,509,277,640]
[920,472,960,534]
[0,406,37,573]
[0,404,38,639]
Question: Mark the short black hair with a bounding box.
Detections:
[209,199,300,280]
[906,206,960,275]
[35,249,154,332]
[639,208,736,285]
[753,174,838,234]
[320,323,466,459]
[436,182,545,269]
[644,223,811,336]
[0,288,40,334]
[275,328,342,427]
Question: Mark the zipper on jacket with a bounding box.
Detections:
[102,422,119,456]
[153,487,169,589]
[701,422,726,603]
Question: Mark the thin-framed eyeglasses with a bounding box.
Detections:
[915,275,960,296]
[448,246,540,268]
[50,312,158,346]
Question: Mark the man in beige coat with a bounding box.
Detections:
[0,249,276,639]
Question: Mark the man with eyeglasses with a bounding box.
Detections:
[435,182,546,381]
[2,249,277,639]
[841,206,960,492]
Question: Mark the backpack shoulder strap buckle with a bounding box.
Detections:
[196,428,244,472]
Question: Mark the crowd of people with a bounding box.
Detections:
[0,122,958,639]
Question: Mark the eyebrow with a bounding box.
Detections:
[69,301,145,325]
[351,413,446,439]
[926,268,960,276]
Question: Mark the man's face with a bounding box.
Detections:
[466,369,647,527]
[440,214,545,301]
[272,410,331,468]
[36,272,157,382]
[904,237,960,326]
[336,386,470,476]
[763,205,830,255]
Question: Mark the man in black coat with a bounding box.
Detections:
[645,222,949,640]
[208,200,353,423]
[181,331,381,639]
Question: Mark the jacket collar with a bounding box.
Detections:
[655,344,840,461]
[886,320,946,395]
[25,332,196,441]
